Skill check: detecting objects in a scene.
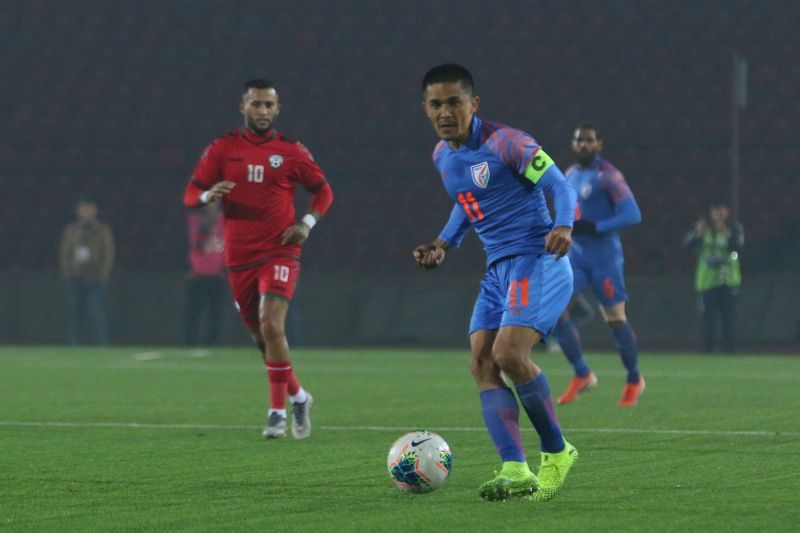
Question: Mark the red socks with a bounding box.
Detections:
[266,361,303,409]
[266,361,291,410]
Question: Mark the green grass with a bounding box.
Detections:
[1,346,799,532]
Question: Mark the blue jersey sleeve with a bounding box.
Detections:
[538,165,577,228]
[595,196,642,233]
[438,204,472,247]
[485,128,540,175]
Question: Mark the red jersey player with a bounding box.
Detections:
[183,79,333,439]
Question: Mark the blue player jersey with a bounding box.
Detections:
[434,116,575,265]
[566,156,640,257]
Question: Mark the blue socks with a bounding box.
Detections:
[612,322,640,384]
[559,316,640,384]
[515,374,565,453]
[555,318,591,377]
[480,387,526,462]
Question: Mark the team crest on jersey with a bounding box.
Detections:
[471,162,491,188]
[580,184,593,199]
[269,155,284,168]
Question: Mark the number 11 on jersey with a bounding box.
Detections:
[458,192,484,221]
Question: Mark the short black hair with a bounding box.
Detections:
[243,78,276,94]
[422,64,474,95]
[576,123,600,139]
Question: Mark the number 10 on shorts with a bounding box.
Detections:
[274,265,290,282]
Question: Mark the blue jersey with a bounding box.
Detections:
[434,116,575,265]
[566,156,640,258]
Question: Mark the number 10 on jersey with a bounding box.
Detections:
[248,164,264,183]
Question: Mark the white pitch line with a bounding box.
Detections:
[133,351,162,361]
[0,420,797,437]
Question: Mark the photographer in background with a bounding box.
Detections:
[59,199,115,345]
[683,201,744,353]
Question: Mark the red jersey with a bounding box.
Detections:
[185,128,331,268]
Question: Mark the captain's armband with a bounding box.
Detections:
[523,149,555,184]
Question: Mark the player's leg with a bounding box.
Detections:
[589,256,644,405]
[601,301,645,406]
[498,254,578,502]
[229,265,300,439]
[258,258,311,440]
[473,328,539,501]
[554,249,597,404]
[258,294,292,438]
[470,267,538,501]
[472,329,528,465]
[494,325,563,452]
[260,296,313,439]
[555,308,597,405]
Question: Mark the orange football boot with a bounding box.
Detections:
[618,375,646,406]
[557,371,598,405]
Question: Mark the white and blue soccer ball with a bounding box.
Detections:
[387,430,452,493]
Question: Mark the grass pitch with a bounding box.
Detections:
[1,346,799,531]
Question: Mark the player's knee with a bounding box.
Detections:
[491,345,523,374]
[606,319,626,328]
[470,354,492,380]
[260,316,286,341]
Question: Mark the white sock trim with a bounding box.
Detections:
[268,409,287,418]
[290,388,308,404]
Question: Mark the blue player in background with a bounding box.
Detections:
[554,124,644,406]
[412,64,578,502]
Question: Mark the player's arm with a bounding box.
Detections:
[413,204,470,269]
[282,143,334,245]
[183,141,236,207]
[574,171,641,235]
[523,150,576,259]
[281,181,333,245]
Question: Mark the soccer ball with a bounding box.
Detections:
[387,430,452,493]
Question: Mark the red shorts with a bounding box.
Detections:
[228,255,301,328]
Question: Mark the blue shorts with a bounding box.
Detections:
[469,253,573,336]
[569,243,628,307]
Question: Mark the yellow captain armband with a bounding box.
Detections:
[523,149,555,184]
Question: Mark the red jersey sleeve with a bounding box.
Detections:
[294,142,333,216]
[183,141,223,207]
[293,142,325,189]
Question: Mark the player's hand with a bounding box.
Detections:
[281,223,310,246]
[413,243,446,269]
[206,181,236,202]
[545,225,573,260]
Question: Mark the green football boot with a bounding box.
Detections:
[478,461,539,501]
[532,441,578,502]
